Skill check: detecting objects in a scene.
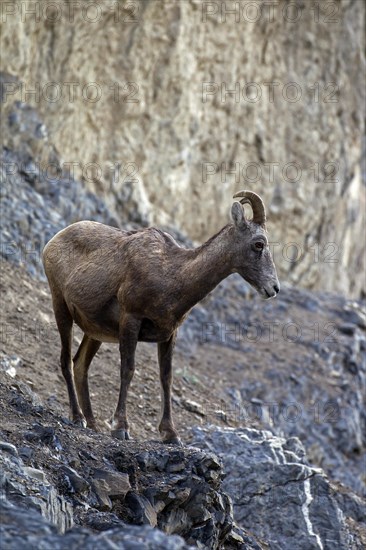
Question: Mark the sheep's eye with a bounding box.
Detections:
[255,242,264,250]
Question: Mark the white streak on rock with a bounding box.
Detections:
[302,477,323,550]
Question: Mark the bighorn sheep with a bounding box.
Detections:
[43,190,279,445]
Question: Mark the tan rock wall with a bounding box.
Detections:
[1,0,365,296]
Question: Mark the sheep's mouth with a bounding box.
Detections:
[263,288,276,299]
[241,275,277,299]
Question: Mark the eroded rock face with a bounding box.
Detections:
[182,280,366,497]
[190,426,366,550]
[1,0,365,297]
[0,442,74,536]
[112,444,236,548]
[0,435,259,549]
[0,499,193,550]
[0,375,260,549]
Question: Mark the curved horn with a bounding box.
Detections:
[233,190,266,226]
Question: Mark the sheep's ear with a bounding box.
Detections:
[231,201,248,229]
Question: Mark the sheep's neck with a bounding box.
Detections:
[177,225,234,315]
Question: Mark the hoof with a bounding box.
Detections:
[111,429,131,440]
[73,417,87,428]
[86,422,98,432]
[163,436,183,446]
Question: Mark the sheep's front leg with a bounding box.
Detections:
[111,315,141,440]
[158,331,182,445]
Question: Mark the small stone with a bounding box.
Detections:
[91,479,113,511]
[136,450,169,472]
[338,323,356,336]
[0,441,18,457]
[24,424,62,450]
[23,467,48,483]
[167,460,186,474]
[341,307,366,329]
[181,399,205,416]
[124,492,157,527]
[61,466,90,494]
[0,354,22,378]
[91,468,131,499]
[83,510,125,531]
[79,449,98,461]
[18,447,33,460]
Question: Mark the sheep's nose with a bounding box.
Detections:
[274,283,280,294]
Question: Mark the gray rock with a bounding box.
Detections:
[0,498,194,550]
[111,442,254,548]
[23,467,48,483]
[0,396,259,548]
[60,466,90,495]
[24,423,63,451]
[90,482,113,511]
[0,448,73,534]
[18,447,33,460]
[0,354,24,379]
[191,426,361,550]
[0,441,18,457]
[89,468,131,511]
[199,285,366,497]
[124,492,158,527]
[338,323,357,336]
[339,307,366,330]
[91,468,131,500]
[0,147,121,282]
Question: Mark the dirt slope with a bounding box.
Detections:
[1,257,365,496]
[1,260,230,442]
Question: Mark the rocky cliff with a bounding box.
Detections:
[1,363,365,549]
[1,146,365,546]
[1,3,366,547]
[1,0,365,296]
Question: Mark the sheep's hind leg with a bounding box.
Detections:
[54,298,86,427]
[158,332,182,446]
[111,314,141,440]
[73,334,101,430]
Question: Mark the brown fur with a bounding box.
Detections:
[42,201,279,444]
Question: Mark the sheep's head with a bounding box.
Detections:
[231,190,280,299]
